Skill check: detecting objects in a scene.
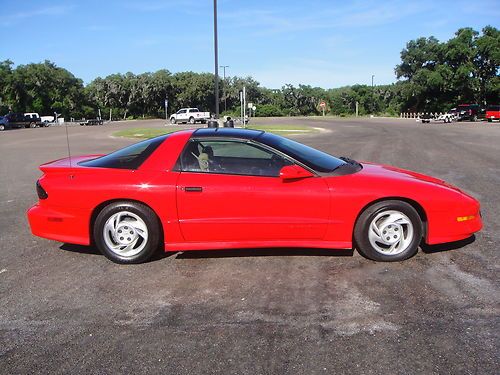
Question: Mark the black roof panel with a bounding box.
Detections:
[192,127,264,140]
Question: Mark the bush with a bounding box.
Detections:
[255,104,283,117]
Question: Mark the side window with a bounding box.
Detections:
[179,140,293,176]
[178,109,187,114]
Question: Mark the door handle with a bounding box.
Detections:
[184,186,203,192]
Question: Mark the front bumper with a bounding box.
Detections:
[426,209,483,245]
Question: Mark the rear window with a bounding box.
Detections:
[79,135,168,169]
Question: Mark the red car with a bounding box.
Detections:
[486,105,499,122]
[27,128,482,263]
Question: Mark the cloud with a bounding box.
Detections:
[0,4,74,26]
[219,1,430,36]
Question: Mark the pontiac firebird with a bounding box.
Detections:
[27,128,482,263]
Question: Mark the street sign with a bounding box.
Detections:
[319,100,326,117]
[252,106,256,111]
[248,102,253,109]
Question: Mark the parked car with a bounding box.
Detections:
[485,105,499,122]
[0,115,10,131]
[453,104,484,122]
[27,128,482,264]
[79,118,104,126]
[417,113,434,123]
[170,108,211,124]
[435,112,457,123]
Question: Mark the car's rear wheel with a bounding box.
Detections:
[0,124,4,131]
[93,201,161,264]
[354,200,422,262]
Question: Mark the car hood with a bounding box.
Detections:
[355,162,467,194]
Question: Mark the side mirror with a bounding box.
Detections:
[279,165,314,181]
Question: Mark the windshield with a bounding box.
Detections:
[257,132,346,173]
[79,135,168,169]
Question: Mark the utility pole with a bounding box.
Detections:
[164,97,168,122]
[220,65,229,113]
[213,0,219,119]
[371,74,375,114]
[243,86,246,128]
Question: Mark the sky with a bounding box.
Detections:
[1,0,498,89]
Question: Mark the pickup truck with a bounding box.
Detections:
[486,105,499,122]
[170,108,210,124]
[3,113,46,128]
[452,104,485,122]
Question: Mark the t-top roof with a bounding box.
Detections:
[193,127,264,140]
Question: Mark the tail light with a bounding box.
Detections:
[36,180,48,199]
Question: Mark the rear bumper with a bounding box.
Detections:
[27,204,91,245]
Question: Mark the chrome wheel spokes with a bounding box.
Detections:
[103,211,149,257]
[368,210,414,255]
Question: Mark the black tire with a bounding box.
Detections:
[0,124,4,131]
[170,117,176,124]
[29,122,37,128]
[93,201,161,264]
[354,200,423,262]
[189,117,195,124]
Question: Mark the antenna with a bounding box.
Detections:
[58,112,72,168]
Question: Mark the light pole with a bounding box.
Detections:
[220,65,229,113]
[213,0,219,119]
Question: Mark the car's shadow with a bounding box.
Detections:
[59,235,476,261]
[58,243,176,262]
[420,235,476,254]
[175,248,354,259]
[59,243,353,261]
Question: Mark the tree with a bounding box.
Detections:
[395,26,499,112]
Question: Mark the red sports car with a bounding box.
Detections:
[27,128,482,263]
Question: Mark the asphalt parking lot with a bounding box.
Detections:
[0,117,499,374]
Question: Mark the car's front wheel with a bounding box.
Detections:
[93,201,161,264]
[170,117,176,124]
[354,200,422,262]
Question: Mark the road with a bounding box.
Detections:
[0,117,498,374]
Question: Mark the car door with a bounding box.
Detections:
[177,109,187,122]
[175,138,330,242]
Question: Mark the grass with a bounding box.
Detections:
[247,124,319,135]
[113,127,180,139]
[113,124,319,139]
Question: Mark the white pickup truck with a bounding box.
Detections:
[169,108,211,124]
